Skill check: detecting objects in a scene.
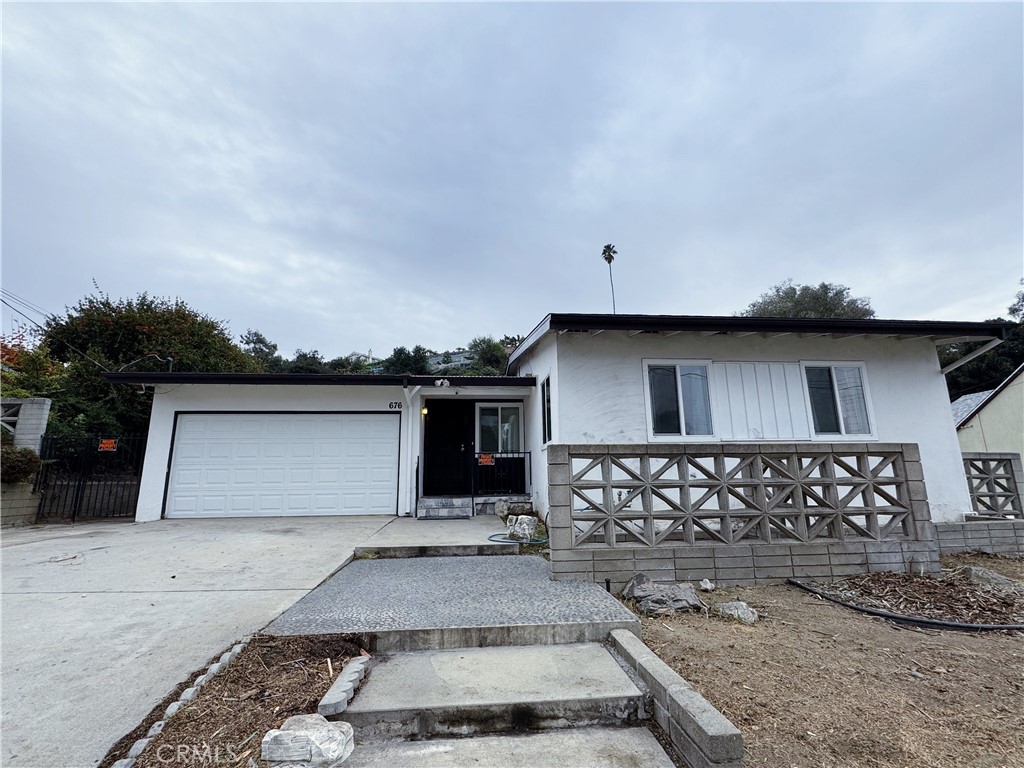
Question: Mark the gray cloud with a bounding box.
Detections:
[3,3,1021,358]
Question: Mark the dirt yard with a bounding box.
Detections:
[644,561,1023,768]
[104,634,363,768]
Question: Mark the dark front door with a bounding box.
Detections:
[422,399,475,496]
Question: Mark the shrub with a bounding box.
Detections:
[1,445,41,484]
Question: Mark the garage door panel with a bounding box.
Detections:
[167,413,399,518]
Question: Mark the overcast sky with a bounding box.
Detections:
[3,3,1021,360]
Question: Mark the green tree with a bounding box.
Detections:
[740,279,875,319]
[457,336,508,375]
[381,345,430,375]
[283,349,329,374]
[34,290,257,434]
[240,329,283,372]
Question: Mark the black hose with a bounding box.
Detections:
[786,578,1024,632]
[487,533,549,545]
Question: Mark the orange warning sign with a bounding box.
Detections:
[97,438,118,452]
[478,453,495,466]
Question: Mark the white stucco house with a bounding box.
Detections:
[106,313,1015,585]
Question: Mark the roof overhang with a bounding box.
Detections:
[102,372,536,387]
[508,313,1013,368]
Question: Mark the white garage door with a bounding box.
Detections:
[166,413,400,518]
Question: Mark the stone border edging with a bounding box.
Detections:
[608,629,743,768]
[318,656,370,717]
[110,637,251,768]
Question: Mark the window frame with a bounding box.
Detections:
[541,377,553,445]
[798,361,877,440]
[641,359,717,442]
[475,402,524,453]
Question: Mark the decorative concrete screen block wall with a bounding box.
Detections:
[961,453,1023,518]
[546,443,939,589]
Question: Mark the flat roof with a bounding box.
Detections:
[102,372,536,387]
[508,313,1013,367]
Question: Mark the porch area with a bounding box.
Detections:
[415,394,532,519]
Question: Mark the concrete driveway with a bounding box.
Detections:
[1,516,392,768]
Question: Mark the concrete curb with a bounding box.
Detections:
[112,637,251,768]
[609,629,743,768]
[318,656,370,717]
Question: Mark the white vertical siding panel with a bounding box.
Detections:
[754,363,779,439]
[711,363,733,439]
[769,364,794,439]
[724,363,748,439]
[784,364,812,439]
[740,364,762,439]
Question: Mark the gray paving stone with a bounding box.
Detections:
[266,556,637,637]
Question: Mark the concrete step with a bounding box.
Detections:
[335,643,646,741]
[417,497,475,520]
[342,726,676,767]
[354,543,518,559]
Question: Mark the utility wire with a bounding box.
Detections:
[0,295,111,372]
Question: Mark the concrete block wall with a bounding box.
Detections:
[961,452,1024,517]
[547,442,941,590]
[0,483,40,526]
[609,629,742,768]
[935,520,1024,555]
[1,398,52,451]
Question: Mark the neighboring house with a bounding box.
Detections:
[952,363,1024,457]
[105,313,1013,585]
[427,349,474,372]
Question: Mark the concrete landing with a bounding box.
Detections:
[341,644,644,739]
[265,556,640,651]
[343,726,676,767]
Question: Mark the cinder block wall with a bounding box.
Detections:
[935,521,1024,556]
[547,442,941,591]
[0,483,40,526]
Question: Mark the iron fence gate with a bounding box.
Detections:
[34,434,147,521]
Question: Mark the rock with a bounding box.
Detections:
[262,714,354,767]
[699,578,716,592]
[494,499,510,521]
[621,573,658,600]
[962,566,1021,591]
[622,573,704,615]
[507,515,538,541]
[713,601,758,625]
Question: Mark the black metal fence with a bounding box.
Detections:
[34,434,147,521]
[472,451,530,495]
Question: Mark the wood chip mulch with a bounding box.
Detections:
[810,570,1024,626]
[122,633,364,768]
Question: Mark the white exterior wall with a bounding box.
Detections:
[135,382,536,522]
[136,384,414,522]
[957,372,1024,457]
[552,332,973,523]
[510,336,559,516]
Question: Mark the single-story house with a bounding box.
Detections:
[106,313,1014,585]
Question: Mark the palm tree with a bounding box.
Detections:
[602,244,617,314]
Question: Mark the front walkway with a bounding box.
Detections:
[266,555,639,648]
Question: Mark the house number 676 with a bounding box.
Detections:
[388,402,403,410]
